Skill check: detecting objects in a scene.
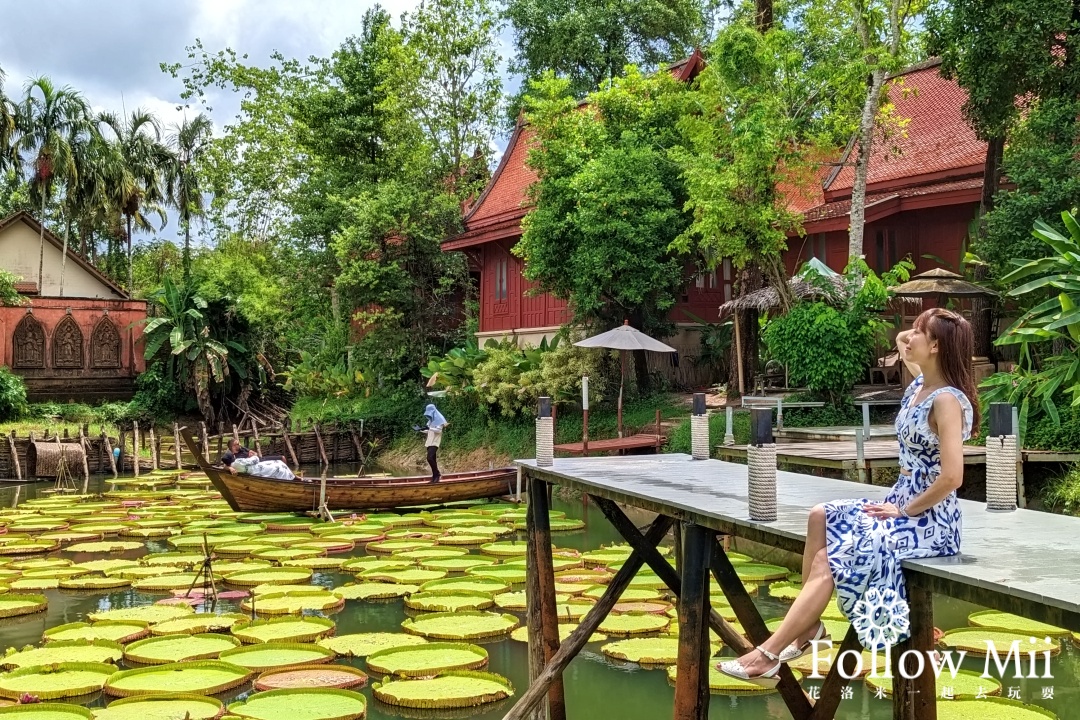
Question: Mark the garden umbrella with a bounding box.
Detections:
[574,321,677,436]
[890,268,997,301]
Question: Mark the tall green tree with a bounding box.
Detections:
[166,113,213,282]
[98,109,171,293]
[14,76,92,290]
[504,0,709,101]
[0,66,19,174]
[516,69,692,390]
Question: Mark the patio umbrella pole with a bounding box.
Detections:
[618,351,625,438]
[734,314,745,396]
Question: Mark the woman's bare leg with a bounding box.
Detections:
[801,504,827,582]
[720,547,834,676]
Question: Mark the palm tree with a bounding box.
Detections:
[98,109,171,293]
[0,66,20,174]
[14,76,92,290]
[165,114,213,283]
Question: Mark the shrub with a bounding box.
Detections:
[1042,463,1080,516]
[0,366,27,421]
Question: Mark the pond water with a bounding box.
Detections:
[0,473,1077,720]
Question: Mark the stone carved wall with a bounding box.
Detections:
[90,316,122,369]
[13,314,45,368]
[52,315,84,369]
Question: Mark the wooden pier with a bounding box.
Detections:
[513,454,1080,720]
[715,439,987,471]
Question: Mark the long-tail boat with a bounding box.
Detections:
[180,428,516,513]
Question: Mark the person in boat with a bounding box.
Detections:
[718,308,978,687]
[414,403,448,482]
[221,439,296,481]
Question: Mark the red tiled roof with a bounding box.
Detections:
[801,177,983,228]
[463,124,538,226]
[826,60,987,196]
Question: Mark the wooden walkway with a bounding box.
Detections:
[715,439,986,470]
[553,434,661,455]
[513,454,1080,720]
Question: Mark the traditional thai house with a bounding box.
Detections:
[0,212,147,402]
[442,57,988,383]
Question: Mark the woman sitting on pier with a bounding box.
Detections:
[719,308,979,686]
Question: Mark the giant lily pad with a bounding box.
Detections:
[232,617,336,644]
[45,621,149,644]
[218,642,335,671]
[582,586,664,602]
[124,634,241,664]
[64,541,142,553]
[228,687,367,720]
[734,563,790,583]
[939,628,1060,657]
[601,637,682,665]
[967,611,1070,638]
[224,568,313,587]
[466,566,527,584]
[332,583,418,601]
[359,568,446,584]
[492,591,570,611]
[0,593,48,618]
[7,578,57,592]
[865,668,1000,698]
[0,540,58,555]
[2,640,124,669]
[597,613,669,636]
[150,613,248,636]
[214,542,276,557]
[251,548,324,562]
[317,633,428,658]
[401,612,518,640]
[367,539,436,554]
[341,558,412,574]
[419,557,497,573]
[141,553,203,568]
[92,693,225,720]
[404,591,494,613]
[253,665,368,691]
[509,625,606,643]
[241,591,344,616]
[130,574,204,592]
[391,548,467,561]
[60,576,133,591]
[105,566,184,580]
[478,542,527,557]
[0,704,93,720]
[935,698,1058,719]
[367,642,488,677]
[89,605,194,625]
[0,662,117,700]
[104,661,253,697]
[279,558,346,571]
[372,670,513,709]
[9,559,71,571]
[419,578,510,595]
[168,535,246,550]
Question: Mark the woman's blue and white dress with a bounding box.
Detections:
[823,375,973,649]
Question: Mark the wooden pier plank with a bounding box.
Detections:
[553,434,662,454]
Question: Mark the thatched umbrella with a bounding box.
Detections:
[574,321,677,436]
[890,267,997,301]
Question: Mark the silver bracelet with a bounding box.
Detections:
[900,505,910,517]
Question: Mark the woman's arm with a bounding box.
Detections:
[896,329,921,379]
[865,393,964,518]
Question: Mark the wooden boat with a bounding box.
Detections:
[180,428,516,513]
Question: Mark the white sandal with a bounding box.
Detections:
[717,645,781,688]
[778,621,832,663]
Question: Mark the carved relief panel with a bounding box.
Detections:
[90,317,122,369]
[12,314,46,369]
[52,316,85,369]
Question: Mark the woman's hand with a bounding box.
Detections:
[863,502,904,519]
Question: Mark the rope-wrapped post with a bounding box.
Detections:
[747,408,777,521]
[690,393,710,460]
[536,396,554,467]
[724,406,735,445]
[985,403,1017,512]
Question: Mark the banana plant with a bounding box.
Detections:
[983,210,1080,425]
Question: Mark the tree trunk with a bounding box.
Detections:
[193,358,215,426]
[755,0,773,31]
[979,135,1004,217]
[633,348,651,395]
[60,212,70,297]
[126,213,134,294]
[726,265,762,399]
[182,218,192,284]
[37,194,46,291]
[971,135,1004,359]
[848,68,887,265]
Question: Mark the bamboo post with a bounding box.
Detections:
[525,477,565,720]
[673,523,712,720]
[892,581,937,720]
[581,375,589,457]
[77,426,91,488]
[173,423,182,469]
[281,424,300,469]
[199,422,211,464]
[7,431,21,481]
[132,422,141,477]
[313,424,330,467]
[96,426,104,472]
[250,419,262,456]
[349,428,365,463]
[149,425,159,471]
[116,427,125,474]
[655,409,662,452]
[102,432,117,478]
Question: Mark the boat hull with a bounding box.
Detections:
[206,467,517,513]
